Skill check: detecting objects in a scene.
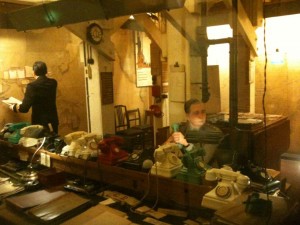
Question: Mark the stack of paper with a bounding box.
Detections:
[0,180,24,199]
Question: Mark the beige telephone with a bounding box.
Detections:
[75,133,102,159]
[201,167,250,210]
[61,131,102,159]
[150,143,183,178]
[18,125,45,147]
[61,131,87,157]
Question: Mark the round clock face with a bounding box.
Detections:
[87,23,103,45]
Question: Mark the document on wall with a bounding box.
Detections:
[2,96,22,105]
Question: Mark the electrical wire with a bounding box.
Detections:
[262,0,270,200]
[29,137,47,166]
[129,160,160,216]
[262,1,273,224]
[129,169,152,214]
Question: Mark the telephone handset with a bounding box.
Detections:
[18,125,45,147]
[150,143,183,177]
[60,131,87,157]
[64,131,88,145]
[201,167,250,210]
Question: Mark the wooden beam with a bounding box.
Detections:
[264,0,300,18]
[223,0,258,56]
[162,8,200,53]
[134,14,162,50]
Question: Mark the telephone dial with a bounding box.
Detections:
[121,148,154,171]
[150,143,183,177]
[201,167,250,210]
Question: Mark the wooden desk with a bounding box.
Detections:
[0,140,212,211]
[210,113,290,170]
[212,193,292,225]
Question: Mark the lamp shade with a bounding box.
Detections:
[120,17,144,31]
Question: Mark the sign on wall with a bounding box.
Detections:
[136,67,152,87]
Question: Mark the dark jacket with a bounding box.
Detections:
[179,122,224,145]
[19,75,59,133]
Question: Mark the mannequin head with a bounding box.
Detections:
[184,98,206,129]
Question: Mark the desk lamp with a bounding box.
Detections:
[20,137,46,189]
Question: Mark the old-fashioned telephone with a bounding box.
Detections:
[1,122,30,144]
[149,105,163,118]
[201,167,250,210]
[121,148,154,171]
[61,131,87,157]
[18,125,45,147]
[60,131,102,160]
[98,136,129,165]
[150,143,183,177]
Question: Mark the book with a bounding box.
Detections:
[6,190,67,211]
[27,192,91,223]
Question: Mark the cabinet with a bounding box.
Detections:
[209,113,290,170]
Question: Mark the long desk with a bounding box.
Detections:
[0,140,212,211]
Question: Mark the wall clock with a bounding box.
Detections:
[86,23,103,45]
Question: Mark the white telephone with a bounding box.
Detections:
[150,143,183,178]
[201,167,250,210]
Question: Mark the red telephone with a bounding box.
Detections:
[98,136,129,165]
[150,105,163,118]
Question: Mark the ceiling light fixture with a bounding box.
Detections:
[120,15,144,32]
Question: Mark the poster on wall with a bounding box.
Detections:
[136,67,152,87]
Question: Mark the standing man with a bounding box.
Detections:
[9,61,59,134]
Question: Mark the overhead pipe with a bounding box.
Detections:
[198,1,210,103]
[229,0,239,167]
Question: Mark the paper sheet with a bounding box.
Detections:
[2,96,22,105]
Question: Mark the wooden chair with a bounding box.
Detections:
[127,108,154,149]
[114,105,144,151]
[126,108,142,128]
[114,105,130,133]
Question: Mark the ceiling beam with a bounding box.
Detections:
[134,14,162,50]
[3,0,186,31]
[223,0,258,56]
[264,0,300,18]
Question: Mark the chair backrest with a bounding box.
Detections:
[126,108,141,128]
[114,105,129,132]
